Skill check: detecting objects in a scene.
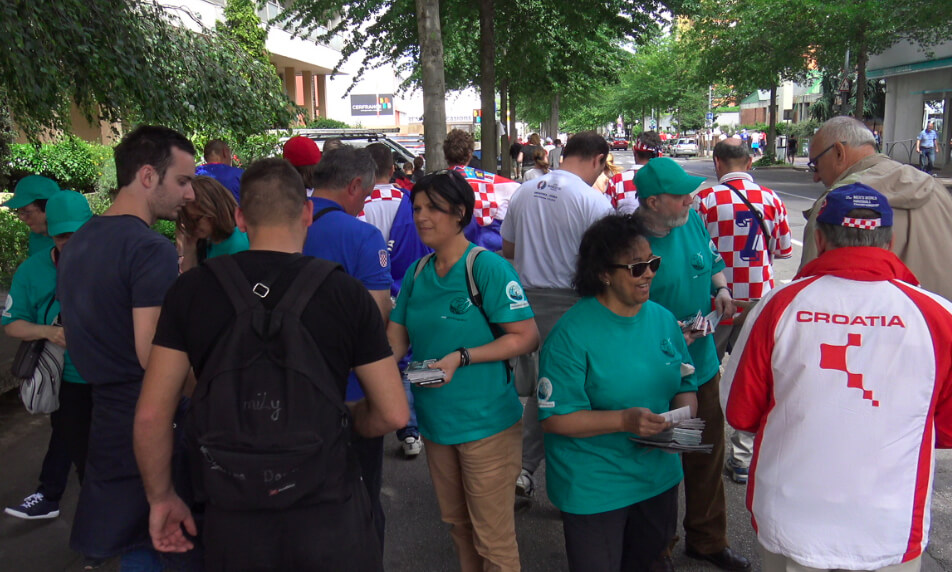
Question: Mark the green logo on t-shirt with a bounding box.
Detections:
[450,296,473,315]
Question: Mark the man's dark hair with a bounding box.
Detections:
[366,143,394,180]
[817,208,892,249]
[114,125,195,188]
[713,140,750,164]
[239,158,307,226]
[575,214,650,297]
[411,169,474,230]
[312,146,376,192]
[562,131,609,161]
[203,139,230,161]
[444,129,475,166]
[413,156,424,169]
[635,131,663,161]
[33,199,48,212]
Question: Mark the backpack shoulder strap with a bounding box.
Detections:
[465,247,488,308]
[274,258,341,316]
[412,252,435,282]
[312,204,344,223]
[205,255,260,314]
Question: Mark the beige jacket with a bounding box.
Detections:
[800,153,952,300]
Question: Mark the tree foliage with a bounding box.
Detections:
[218,0,271,68]
[0,0,293,139]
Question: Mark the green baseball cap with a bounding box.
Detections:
[46,190,93,236]
[2,175,61,209]
[635,157,706,199]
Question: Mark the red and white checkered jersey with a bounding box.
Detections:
[607,166,642,214]
[451,165,518,226]
[693,173,793,300]
[358,183,404,240]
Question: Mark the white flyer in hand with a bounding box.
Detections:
[662,406,692,425]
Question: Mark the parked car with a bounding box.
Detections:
[610,137,629,150]
[275,128,421,166]
[669,138,698,158]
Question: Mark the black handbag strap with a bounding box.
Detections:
[722,179,771,254]
[312,204,344,223]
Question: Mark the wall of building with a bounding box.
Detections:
[880,68,952,167]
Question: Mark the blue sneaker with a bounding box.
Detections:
[725,458,749,484]
[5,492,60,519]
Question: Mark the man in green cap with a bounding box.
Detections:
[3,191,94,525]
[2,175,61,256]
[633,157,749,572]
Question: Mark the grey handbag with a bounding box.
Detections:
[19,337,65,414]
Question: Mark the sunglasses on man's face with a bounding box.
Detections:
[609,256,662,277]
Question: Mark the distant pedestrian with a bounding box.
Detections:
[916,121,941,174]
[723,183,952,572]
[518,134,545,181]
[549,138,564,169]
[786,135,798,164]
[509,137,523,179]
[196,139,244,203]
[523,148,550,181]
[412,155,425,182]
[872,129,882,153]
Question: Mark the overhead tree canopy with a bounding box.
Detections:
[0,0,293,139]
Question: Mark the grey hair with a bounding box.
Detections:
[312,145,376,192]
[818,116,876,148]
[817,208,892,249]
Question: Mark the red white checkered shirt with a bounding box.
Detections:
[357,183,404,220]
[693,173,793,300]
[607,166,642,213]
[451,165,509,226]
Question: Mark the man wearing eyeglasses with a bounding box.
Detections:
[801,116,952,302]
[633,157,749,572]
[2,175,61,256]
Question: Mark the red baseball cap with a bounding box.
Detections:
[283,136,322,167]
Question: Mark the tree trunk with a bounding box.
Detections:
[508,83,516,161]
[549,92,560,141]
[500,76,511,178]
[767,83,778,159]
[416,0,447,172]
[854,46,868,121]
[477,0,496,173]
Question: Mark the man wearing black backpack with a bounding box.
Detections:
[134,158,409,571]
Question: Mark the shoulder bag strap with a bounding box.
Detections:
[722,179,771,248]
[312,204,344,223]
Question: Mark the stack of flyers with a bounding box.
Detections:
[629,407,713,453]
[404,360,445,386]
[680,310,722,336]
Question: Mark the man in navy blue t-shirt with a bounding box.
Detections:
[57,126,197,569]
[302,145,393,548]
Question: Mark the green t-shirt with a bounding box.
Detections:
[28,232,54,257]
[392,244,534,445]
[538,297,696,515]
[206,227,249,259]
[645,209,725,383]
[1,248,85,384]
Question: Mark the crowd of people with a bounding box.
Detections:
[2,116,951,572]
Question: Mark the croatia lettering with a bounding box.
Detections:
[795,311,905,328]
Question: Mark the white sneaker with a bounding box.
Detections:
[402,436,423,457]
[515,469,534,498]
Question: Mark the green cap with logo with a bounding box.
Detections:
[2,175,61,209]
[635,157,706,199]
[46,190,93,237]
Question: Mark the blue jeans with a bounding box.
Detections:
[119,549,164,572]
[921,147,936,172]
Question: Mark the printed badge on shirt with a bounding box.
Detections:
[506,281,529,310]
[2,294,12,319]
[537,376,555,408]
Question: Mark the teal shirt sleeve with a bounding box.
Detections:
[2,256,50,325]
[206,228,249,259]
[538,322,590,421]
[472,250,534,324]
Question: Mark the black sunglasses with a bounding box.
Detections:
[609,256,661,277]
[807,142,843,173]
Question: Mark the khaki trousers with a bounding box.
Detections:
[760,545,922,572]
[424,422,523,572]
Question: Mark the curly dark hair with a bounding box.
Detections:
[443,129,475,166]
[574,214,650,297]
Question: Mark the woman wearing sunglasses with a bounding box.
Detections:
[538,214,698,571]
[388,169,539,571]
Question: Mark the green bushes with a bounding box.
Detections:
[305,117,350,129]
[0,205,29,288]
[7,137,113,193]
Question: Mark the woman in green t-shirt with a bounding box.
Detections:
[539,214,698,571]
[388,170,539,571]
[176,175,248,272]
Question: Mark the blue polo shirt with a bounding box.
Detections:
[196,163,244,203]
[304,196,393,400]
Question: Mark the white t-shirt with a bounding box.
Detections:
[359,183,404,241]
[501,169,613,288]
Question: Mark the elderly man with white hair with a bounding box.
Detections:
[800,116,952,301]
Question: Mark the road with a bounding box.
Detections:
[1,159,950,571]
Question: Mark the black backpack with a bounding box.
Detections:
[187,255,354,511]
